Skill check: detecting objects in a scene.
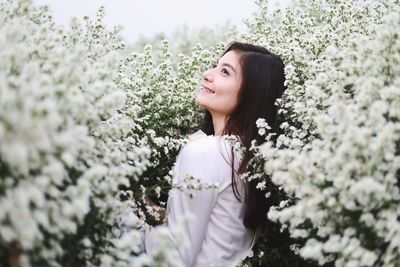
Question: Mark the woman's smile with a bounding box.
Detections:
[200,86,215,94]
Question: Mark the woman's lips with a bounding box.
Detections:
[200,86,215,94]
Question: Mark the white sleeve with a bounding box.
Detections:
[143,138,227,266]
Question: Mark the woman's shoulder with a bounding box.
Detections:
[174,132,242,187]
[179,133,241,166]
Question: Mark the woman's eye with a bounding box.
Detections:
[211,63,229,76]
[221,68,229,76]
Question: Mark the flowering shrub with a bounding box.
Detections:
[241,0,400,266]
[0,0,157,265]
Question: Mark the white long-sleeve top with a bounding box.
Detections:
[143,131,256,267]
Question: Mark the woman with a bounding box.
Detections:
[140,41,286,267]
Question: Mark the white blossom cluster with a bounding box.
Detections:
[242,0,400,266]
[171,175,219,199]
[0,0,198,266]
[130,21,239,60]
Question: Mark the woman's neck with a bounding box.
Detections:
[211,113,228,136]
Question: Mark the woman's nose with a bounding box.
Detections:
[202,68,213,82]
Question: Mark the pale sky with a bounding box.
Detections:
[33,0,292,43]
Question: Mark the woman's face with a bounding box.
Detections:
[195,50,243,118]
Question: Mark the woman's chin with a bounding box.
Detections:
[195,95,206,107]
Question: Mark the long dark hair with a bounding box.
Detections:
[201,41,286,231]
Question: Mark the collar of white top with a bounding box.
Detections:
[187,130,208,143]
[187,130,242,144]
